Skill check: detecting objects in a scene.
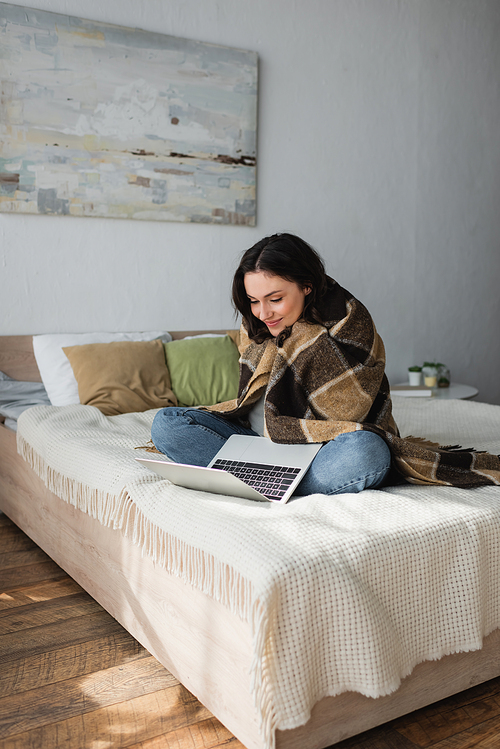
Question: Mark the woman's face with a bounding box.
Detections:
[244,271,311,337]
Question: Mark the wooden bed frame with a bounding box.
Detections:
[2,334,500,749]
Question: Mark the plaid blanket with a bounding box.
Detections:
[209,280,500,488]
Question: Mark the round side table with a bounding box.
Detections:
[392,383,478,400]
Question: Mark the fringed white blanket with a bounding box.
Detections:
[17,399,500,748]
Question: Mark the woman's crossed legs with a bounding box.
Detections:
[151,407,391,496]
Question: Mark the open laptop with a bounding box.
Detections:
[136,434,321,503]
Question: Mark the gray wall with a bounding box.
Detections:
[1,0,499,403]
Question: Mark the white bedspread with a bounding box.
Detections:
[17,398,500,747]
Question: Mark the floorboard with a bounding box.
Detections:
[2,513,500,749]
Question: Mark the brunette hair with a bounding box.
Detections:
[232,233,328,342]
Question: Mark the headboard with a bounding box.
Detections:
[0,332,231,383]
[0,336,40,382]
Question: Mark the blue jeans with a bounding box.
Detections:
[151,407,392,496]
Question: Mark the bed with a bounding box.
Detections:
[1,332,500,749]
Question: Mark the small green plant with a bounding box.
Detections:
[423,361,444,370]
[408,365,422,372]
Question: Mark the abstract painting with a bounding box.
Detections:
[0,3,258,224]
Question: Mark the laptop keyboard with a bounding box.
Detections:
[212,459,301,500]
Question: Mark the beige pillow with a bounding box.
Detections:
[63,340,177,415]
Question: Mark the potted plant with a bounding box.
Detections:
[422,362,442,388]
[437,364,450,388]
[408,366,422,386]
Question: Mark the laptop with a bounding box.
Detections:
[136,434,321,503]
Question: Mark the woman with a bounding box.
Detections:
[151,232,397,496]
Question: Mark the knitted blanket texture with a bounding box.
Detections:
[209,281,500,488]
[16,398,500,749]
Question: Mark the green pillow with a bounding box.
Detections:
[164,335,240,407]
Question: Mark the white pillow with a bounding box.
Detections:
[33,331,172,406]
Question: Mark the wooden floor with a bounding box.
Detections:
[2,514,500,749]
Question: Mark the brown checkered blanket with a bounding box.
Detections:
[209,280,500,488]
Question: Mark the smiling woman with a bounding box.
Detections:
[151,232,395,497]
[231,233,328,343]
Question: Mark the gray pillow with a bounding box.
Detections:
[0,371,51,430]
